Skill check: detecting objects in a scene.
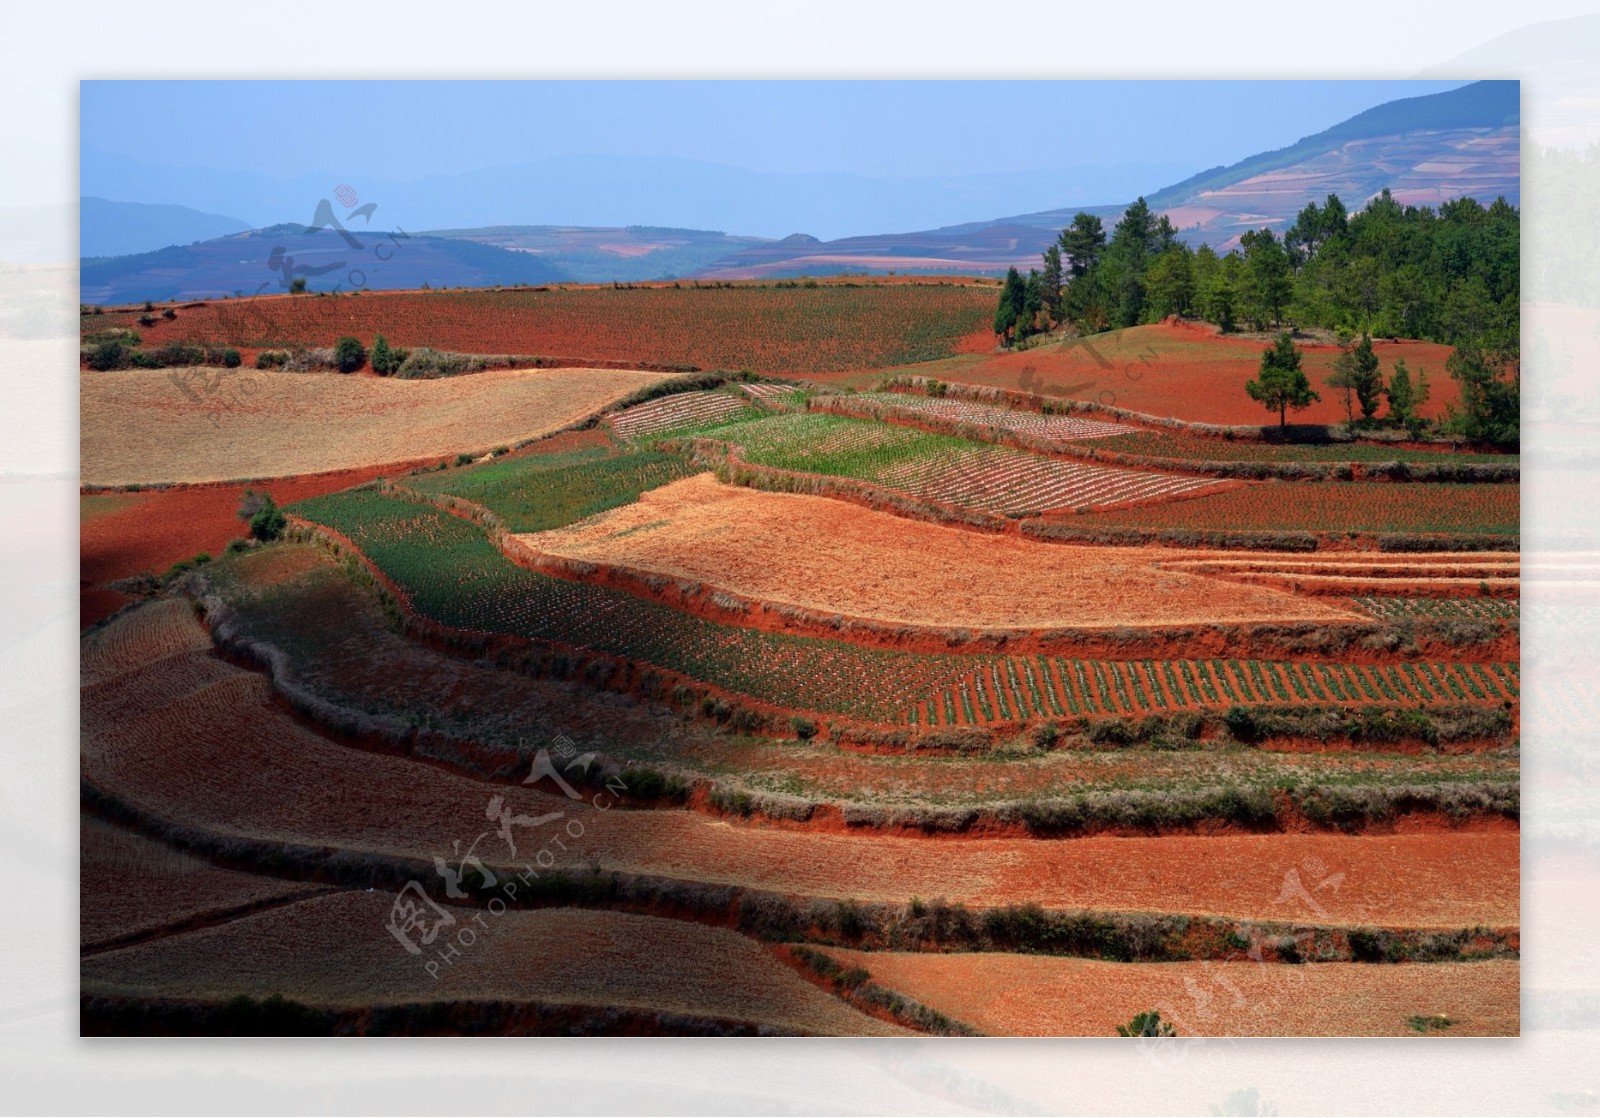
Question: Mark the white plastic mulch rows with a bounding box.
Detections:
[609,391,753,439]
[856,392,1135,441]
[741,382,803,401]
[876,447,1225,515]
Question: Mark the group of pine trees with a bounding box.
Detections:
[991,188,1519,446]
[997,189,1517,346]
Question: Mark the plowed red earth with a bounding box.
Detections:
[837,323,1461,427]
[81,893,907,1036]
[83,603,1518,928]
[80,816,325,951]
[92,283,997,375]
[79,462,423,627]
[519,473,1362,630]
[822,949,1518,1036]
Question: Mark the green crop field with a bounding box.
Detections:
[290,487,1518,729]
[407,446,697,533]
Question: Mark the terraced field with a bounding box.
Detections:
[293,485,1514,728]
[697,412,1231,515]
[81,603,1518,928]
[91,282,998,374]
[1059,480,1520,537]
[818,950,1519,1037]
[914,656,1517,728]
[204,546,1519,817]
[83,894,908,1036]
[608,388,756,439]
[850,391,1137,441]
[80,285,1519,1037]
[81,365,666,485]
[518,473,1358,631]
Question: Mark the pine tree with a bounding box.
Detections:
[1246,333,1320,431]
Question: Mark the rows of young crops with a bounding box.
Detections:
[1352,597,1521,621]
[741,382,805,403]
[1065,481,1520,536]
[877,448,1223,515]
[100,284,996,373]
[854,392,1136,441]
[910,656,1522,727]
[698,412,1219,515]
[290,488,976,721]
[406,445,696,533]
[608,390,756,439]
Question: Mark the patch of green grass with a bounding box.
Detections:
[694,411,975,480]
[407,447,696,533]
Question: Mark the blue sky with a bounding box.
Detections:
[79,80,1472,237]
[82,80,1467,180]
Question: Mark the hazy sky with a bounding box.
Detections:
[82,80,1469,182]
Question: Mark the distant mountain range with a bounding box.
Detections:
[79,225,565,304]
[80,198,253,259]
[80,80,1519,302]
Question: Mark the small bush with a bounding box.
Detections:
[333,336,366,373]
[255,350,288,369]
[247,494,286,541]
[86,340,129,370]
[1116,1010,1176,1037]
[790,716,818,740]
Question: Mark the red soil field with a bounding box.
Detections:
[822,949,1519,1036]
[83,604,1518,928]
[81,893,907,1036]
[1058,480,1519,538]
[519,473,1363,630]
[80,816,325,951]
[79,462,432,627]
[822,322,1461,427]
[90,283,998,375]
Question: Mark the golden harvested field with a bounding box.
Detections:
[80,366,666,485]
[520,473,1362,629]
[80,816,323,951]
[821,949,1519,1036]
[83,605,1517,929]
[81,893,908,1036]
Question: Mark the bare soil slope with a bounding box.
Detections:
[82,893,907,1036]
[519,474,1364,630]
[80,366,665,485]
[822,949,1518,1036]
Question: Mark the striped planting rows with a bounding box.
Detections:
[609,390,754,439]
[908,657,1521,727]
[1353,597,1520,621]
[741,382,804,402]
[877,447,1224,515]
[857,392,1136,441]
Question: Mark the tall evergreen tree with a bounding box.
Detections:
[1246,333,1320,431]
